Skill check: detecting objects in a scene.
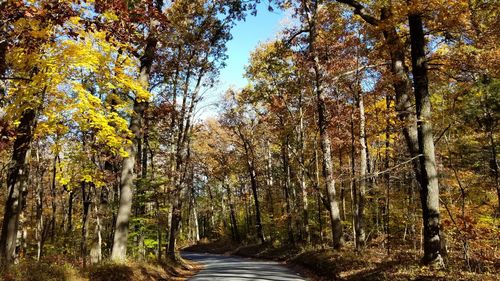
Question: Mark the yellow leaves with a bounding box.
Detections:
[115,71,151,102]
[102,11,119,21]
[69,16,81,25]
[29,28,50,39]
[73,88,132,156]
[60,40,100,71]
[119,148,130,158]
[13,18,52,38]
[82,174,93,183]
[57,176,71,186]
[7,15,145,152]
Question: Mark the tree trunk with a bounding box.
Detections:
[339,150,346,222]
[0,108,36,267]
[66,189,74,233]
[35,157,45,261]
[167,191,182,260]
[81,182,91,268]
[50,155,57,241]
[266,140,275,215]
[225,178,240,242]
[306,0,343,247]
[192,199,200,242]
[408,7,443,265]
[111,37,156,261]
[239,130,265,243]
[298,100,310,242]
[317,85,343,249]
[350,112,357,248]
[90,203,102,265]
[281,132,295,244]
[355,89,367,249]
[379,7,421,184]
[247,154,265,243]
[314,148,324,243]
[384,94,391,253]
[111,105,141,260]
[281,136,295,244]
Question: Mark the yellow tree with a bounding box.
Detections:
[0,0,147,266]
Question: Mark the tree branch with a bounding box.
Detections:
[283,29,309,47]
[336,0,380,26]
[0,76,32,81]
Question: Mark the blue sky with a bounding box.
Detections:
[196,3,285,119]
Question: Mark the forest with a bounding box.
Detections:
[0,0,498,280]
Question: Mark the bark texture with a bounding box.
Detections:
[111,37,156,261]
[0,108,36,267]
[408,7,443,265]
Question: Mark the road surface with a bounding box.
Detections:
[182,252,308,281]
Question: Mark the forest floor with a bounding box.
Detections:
[0,256,202,281]
[183,239,499,281]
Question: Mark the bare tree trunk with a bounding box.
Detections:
[350,112,357,248]
[266,140,275,215]
[408,6,443,265]
[111,37,156,261]
[282,135,295,244]
[239,129,265,243]
[81,182,91,268]
[319,31,344,249]
[17,183,28,260]
[192,199,200,242]
[339,150,346,222]
[317,82,343,249]
[355,88,367,249]
[90,202,102,265]
[225,177,240,242]
[0,108,36,267]
[313,148,324,244]
[35,150,45,260]
[248,154,265,243]
[168,131,193,260]
[167,189,183,260]
[111,102,143,260]
[66,189,74,233]
[305,3,343,247]
[384,94,391,254]
[50,155,57,241]
[298,100,310,242]
[155,189,162,261]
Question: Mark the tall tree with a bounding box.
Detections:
[407,0,443,265]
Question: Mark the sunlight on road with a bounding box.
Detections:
[183,252,307,281]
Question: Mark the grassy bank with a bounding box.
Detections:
[0,256,200,281]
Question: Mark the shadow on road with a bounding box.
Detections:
[182,252,306,281]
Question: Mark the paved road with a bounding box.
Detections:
[182,252,307,281]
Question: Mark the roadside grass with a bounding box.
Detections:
[0,255,201,281]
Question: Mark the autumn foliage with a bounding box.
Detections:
[0,0,498,280]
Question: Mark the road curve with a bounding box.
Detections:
[182,252,308,281]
